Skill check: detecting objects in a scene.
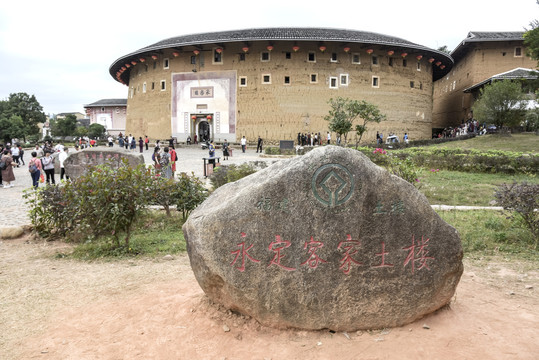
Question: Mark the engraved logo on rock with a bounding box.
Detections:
[311,164,354,207]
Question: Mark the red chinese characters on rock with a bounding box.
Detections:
[230,232,260,272]
[337,235,363,274]
[229,233,434,275]
[268,235,296,271]
[402,235,434,274]
[301,237,327,269]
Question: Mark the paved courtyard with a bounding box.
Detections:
[0,144,278,227]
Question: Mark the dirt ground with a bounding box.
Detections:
[1,236,537,360]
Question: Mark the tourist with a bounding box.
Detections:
[118,136,125,148]
[58,148,69,181]
[28,151,42,188]
[222,140,230,160]
[327,132,331,145]
[108,135,114,147]
[10,144,20,166]
[152,147,161,171]
[256,136,263,153]
[130,136,136,151]
[144,135,149,150]
[186,136,191,145]
[160,147,172,179]
[18,145,25,165]
[241,136,246,153]
[1,149,15,188]
[41,151,56,185]
[124,135,129,149]
[404,133,409,144]
[169,145,177,178]
[34,144,43,158]
[138,137,144,153]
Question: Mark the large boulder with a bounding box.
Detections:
[63,148,145,179]
[183,146,463,331]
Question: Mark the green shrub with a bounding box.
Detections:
[210,163,257,189]
[494,182,539,248]
[175,172,209,220]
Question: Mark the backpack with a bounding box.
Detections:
[0,159,6,171]
[29,162,38,173]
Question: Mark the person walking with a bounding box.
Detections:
[241,136,246,153]
[144,135,149,151]
[1,149,15,188]
[222,140,230,160]
[10,145,20,166]
[169,145,177,178]
[256,136,263,153]
[41,151,56,185]
[18,145,25,165]
[160,147,172,179]
[139,137,144,153]
[28,151,43,188]
[58,148,69,181]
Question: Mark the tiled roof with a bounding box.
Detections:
[451,31,525,61]
[110,27,453,82]
[84,99,127,107]
[463,68,538,93]
[465,31,525,42]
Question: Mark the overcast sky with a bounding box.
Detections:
[0,0,537,116]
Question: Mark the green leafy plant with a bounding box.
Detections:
[175,172,209,220]
[210,163,257,189]
[494,182,539,249]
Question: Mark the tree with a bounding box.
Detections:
[88,123,106,139]
[324,97,386,146]
[353,101,386,147]
[0,93,46,140]
[51,114,78,137]
[523,1,539,66]
[437,45,450,54]
[0,114,26,144]
[472,80,527,130]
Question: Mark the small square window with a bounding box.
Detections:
[262,74,271,84]
[239,77,247,87]
[403,59,407,67]
[340,74,349,86]
[417,62,421,71]
[285,52,291,59]
[164,58,169,69]
[372,76,379,88]
[308,52,316,62]
[261,52,270,61]
[389,58,394,67]
[284,76,290,85]
[331,53,338,62]
[372,55,378,65]
[329,76,338,89]
[161,80,166,91]
[310,74,318,83]
[410,81,415,88]
[515,47,522,57]
[352,53,361,64]
[213,49,222,64]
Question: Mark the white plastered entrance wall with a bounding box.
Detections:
[171,71,237,143]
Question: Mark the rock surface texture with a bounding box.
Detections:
[183,146,463,331]
[64,148,144,179]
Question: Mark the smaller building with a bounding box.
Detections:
[84,99,127,135]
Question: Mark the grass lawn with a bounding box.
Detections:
[430,133,538,153]
[418,169,538,206]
